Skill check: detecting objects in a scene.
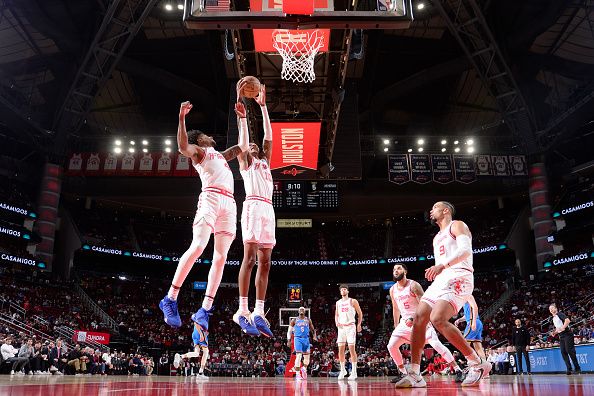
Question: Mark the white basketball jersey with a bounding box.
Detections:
[391,280,418,320]
[432,220,473,274]
[193,147,234,193]
[336,298,356,325]
[240,157,273,199]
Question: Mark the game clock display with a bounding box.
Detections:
[272,181,338,210]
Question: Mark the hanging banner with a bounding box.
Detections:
[270,122,321,179]
[67,154,84,174]
[156,153,173,174]
[138,153,155,174]
[509,155,527,176]
[431,154,454,184]
[492,155,510,176]
[387,154,410,185]
[409,154,432,184]
[85,153,101,173]
[454,155,476,184]
[103,153,118,174]
[475,154,492,176]
[173,154,193,176]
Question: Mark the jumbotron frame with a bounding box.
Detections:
[183,0,414,30]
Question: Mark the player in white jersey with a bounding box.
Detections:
[159,84,250,335]
[396,201,491,388]
[335,284,363,380]
[387,263,464,384]
[233,82,276,338]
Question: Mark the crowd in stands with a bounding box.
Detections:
[66,197,521,263]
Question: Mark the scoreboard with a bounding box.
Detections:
[287,284,303,303]
[272,181,339,210]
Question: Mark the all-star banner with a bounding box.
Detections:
[270,122,321,179]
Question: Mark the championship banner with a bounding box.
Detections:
[509,155,527,176]
[73,330,110,345]
[453,155,476,184]
[270,122,321,179]
[475,154,492,176]
[431,154,454,184]
[387,154,410,185]
[492,155,510,176]
[409,154,432,184]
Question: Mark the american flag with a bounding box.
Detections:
[205,0,230,11]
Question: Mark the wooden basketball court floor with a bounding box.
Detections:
[0,375,593,396]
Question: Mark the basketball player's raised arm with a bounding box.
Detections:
[255,85,273,163]
[352,299,363,332]
[177,101,204,162]
[234,100,250,170]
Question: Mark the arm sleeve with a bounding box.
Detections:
[261,106,272,141]
[444,234,472,267]
[238,117,249,152]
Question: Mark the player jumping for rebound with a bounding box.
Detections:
[159,84,250,334]
[396,202,491,388]
[388,263,464,384]
[174,323,210,380]
[287,307,317,380]
[335,284,363,380]
[233,82,275,338]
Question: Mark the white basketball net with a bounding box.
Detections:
[272,29,325,84]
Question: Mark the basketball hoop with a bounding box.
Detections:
[272,29,325,84]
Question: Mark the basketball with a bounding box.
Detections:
[239,76,261,98]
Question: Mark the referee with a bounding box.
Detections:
[549,303,581,375]
[511,319,531,375]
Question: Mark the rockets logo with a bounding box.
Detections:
[281,167,306,177]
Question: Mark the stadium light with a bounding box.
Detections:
[115,139,122,146]
[177,4,184,10]
[142,139,148,145]
[417,139,424,145]
[417,3,425,10]
[454,147,460,153]
[466,139,474,145]
[441,139,447,145]
[383,147,389,152]
[418,147,424,152]
[383,139,390,145]
[130,140,135,145]
[467,147,475,153]
[114,147,122,154]
[165,147,172,153]
[164,3,173,11]
[142,148,148,153]
[407,148,412,153]
[129,147,135,153]
[441,148,446,152]
[165,139,172,145]
[454,140,459,145]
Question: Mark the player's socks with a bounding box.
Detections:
[254,299,265,315]
[239,296,249,313]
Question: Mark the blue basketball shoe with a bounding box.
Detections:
[159,296,181,328]
[191,306,214,332]
[251,312,273,338]
[233,310,260,336]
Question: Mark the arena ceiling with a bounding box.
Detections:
[0,0,593,180]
